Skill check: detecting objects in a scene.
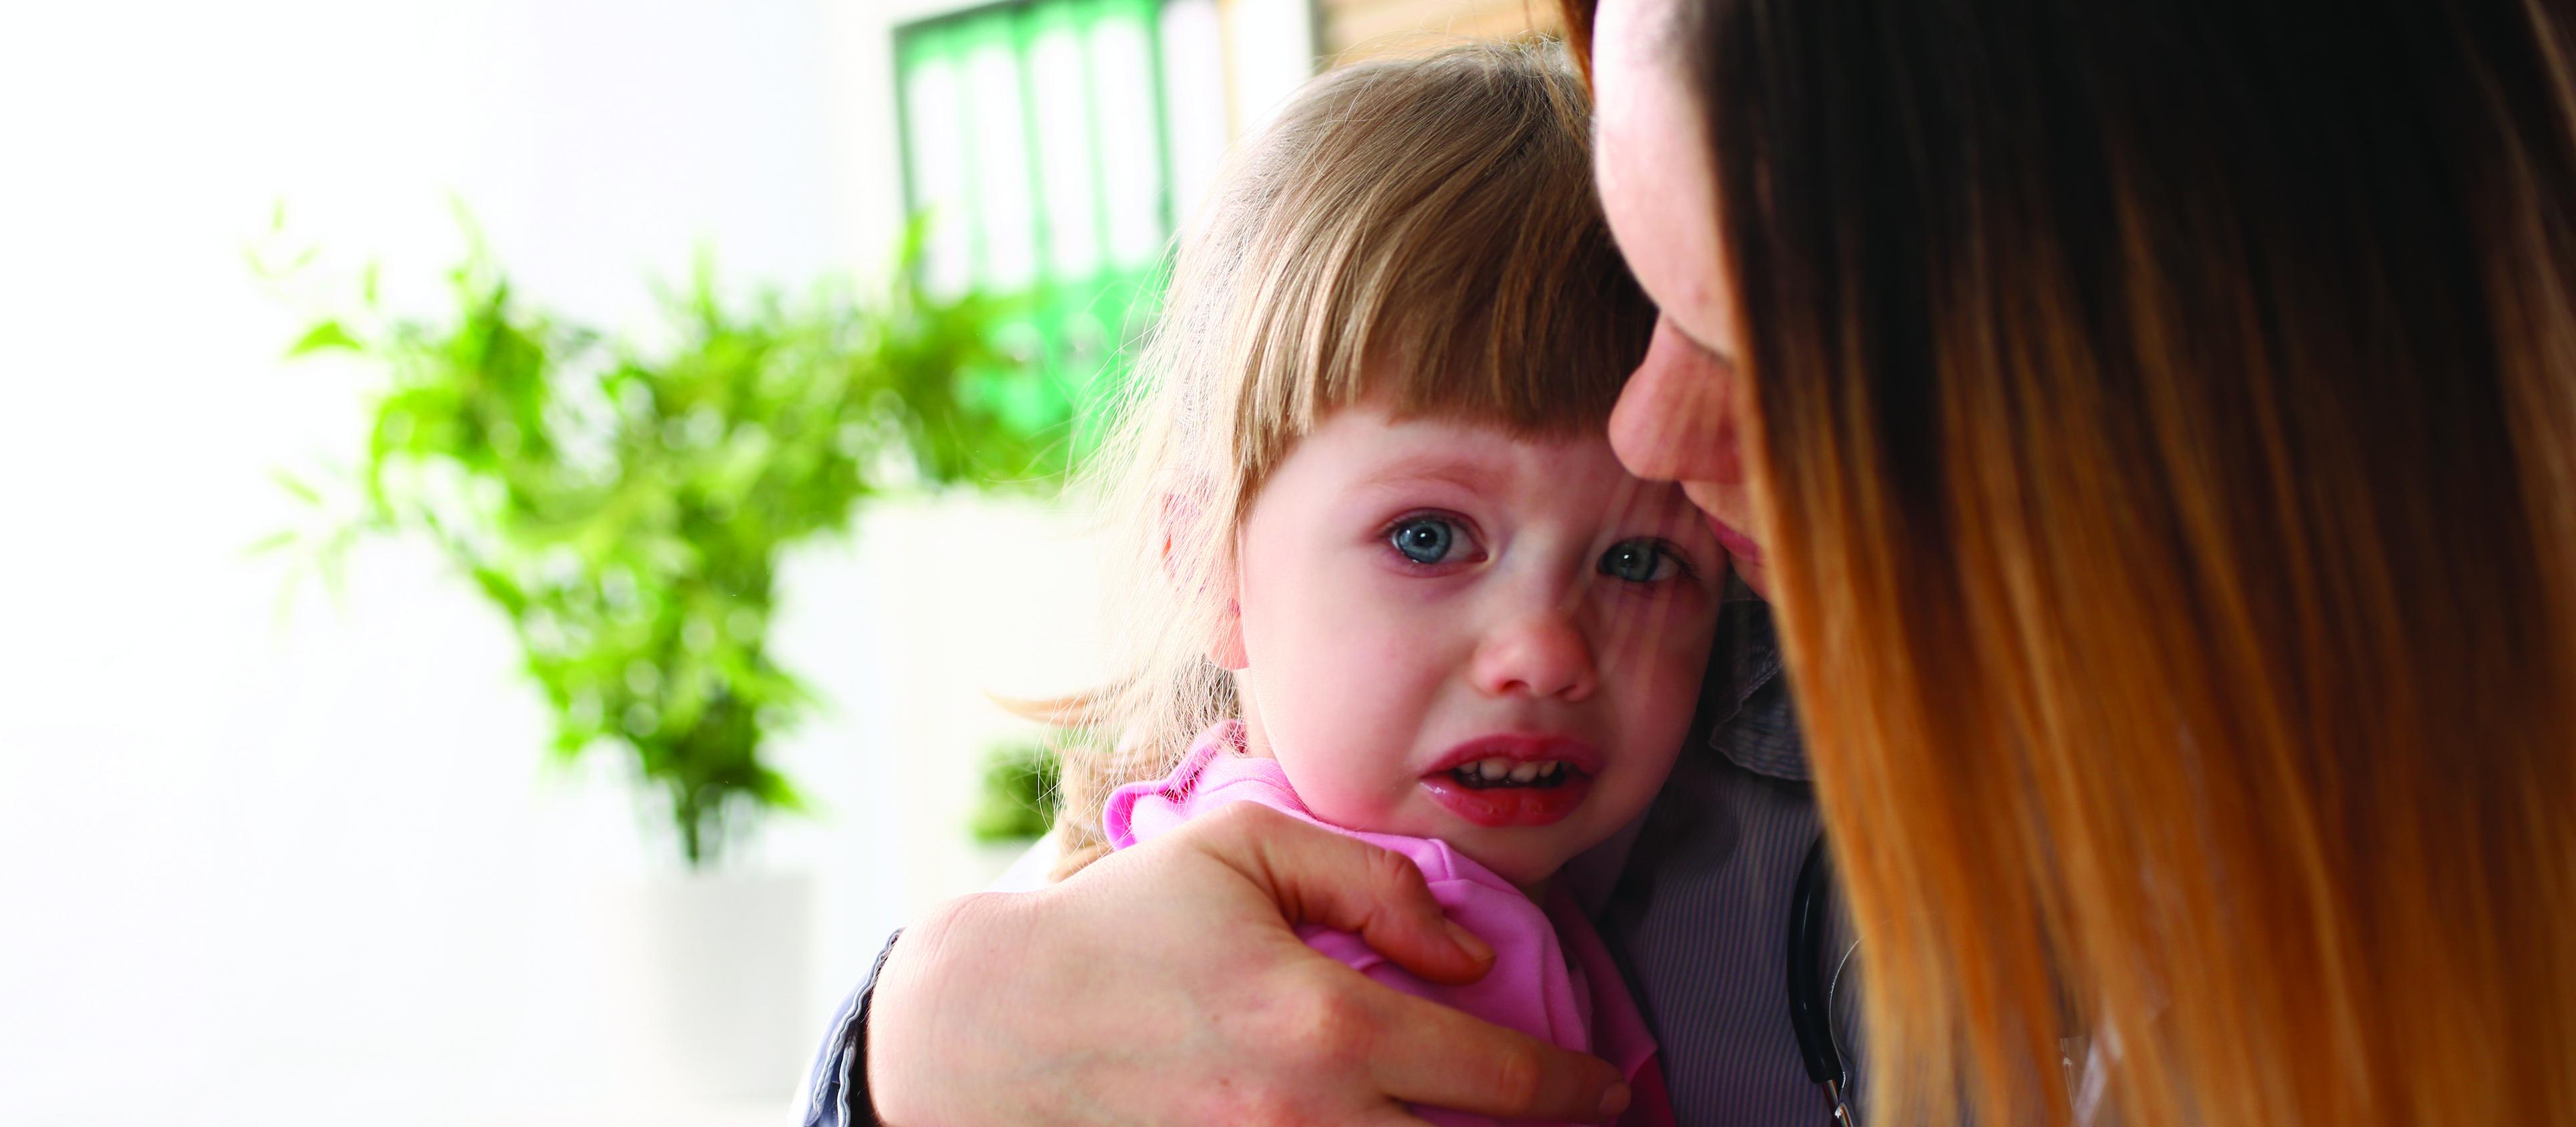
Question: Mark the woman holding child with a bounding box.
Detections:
[816,0,2576,1123]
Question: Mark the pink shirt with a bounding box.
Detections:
[1105,722,1676,1127]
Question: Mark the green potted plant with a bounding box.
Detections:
[268,218,1082,1095]
[274,224,1075,866]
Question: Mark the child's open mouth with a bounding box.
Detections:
[1420,734,1601,827]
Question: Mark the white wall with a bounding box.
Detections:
[0,2,1107,1122]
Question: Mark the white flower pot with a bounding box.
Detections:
[621,869,815,1100]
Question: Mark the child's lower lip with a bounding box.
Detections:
[1418,771,1594,827]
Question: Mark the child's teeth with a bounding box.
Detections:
[1449,758,1576,786]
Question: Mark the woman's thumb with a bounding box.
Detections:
[1198,803,1499,985]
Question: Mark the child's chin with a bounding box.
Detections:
[1454,841,1573,894]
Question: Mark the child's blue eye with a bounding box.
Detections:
[1600,539,1682,584]
[1390,517,1461,564]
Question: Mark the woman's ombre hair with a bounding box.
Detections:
[1041,40,1654,874]
[1565,0,2576,1123]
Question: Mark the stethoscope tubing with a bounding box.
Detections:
[1790,835,1858,1125]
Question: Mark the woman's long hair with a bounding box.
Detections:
[1566,1,2576,1122]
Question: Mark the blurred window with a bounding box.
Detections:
[896,0,1232,457]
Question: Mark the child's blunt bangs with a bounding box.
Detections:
[1047,40,1652,875]
[1217,41,1655,498]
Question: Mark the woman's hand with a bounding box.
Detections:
[867,802,1634,1125]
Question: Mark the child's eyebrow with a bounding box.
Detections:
[1352,453,1509,495]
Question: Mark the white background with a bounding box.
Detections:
[0,1,1286,1121]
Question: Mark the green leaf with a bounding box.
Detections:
[243,529,300,557]
[270,469,322,505]
[288,320,361,357]
[750,766,813,814]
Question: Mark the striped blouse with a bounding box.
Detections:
[1593,588,1864,1126]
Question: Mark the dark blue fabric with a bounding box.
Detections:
[802,929,898,1127]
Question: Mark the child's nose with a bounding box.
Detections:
[1469,608,1599,702]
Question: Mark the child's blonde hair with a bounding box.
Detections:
[1048,39,1656,875]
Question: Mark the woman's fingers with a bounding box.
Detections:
[866,801,1627,1125]
[1197,803,1497,984]
[1365,983,1633,1122]
[1186,805,1631,1123]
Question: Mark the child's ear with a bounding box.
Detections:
[1210,597,1248,670]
